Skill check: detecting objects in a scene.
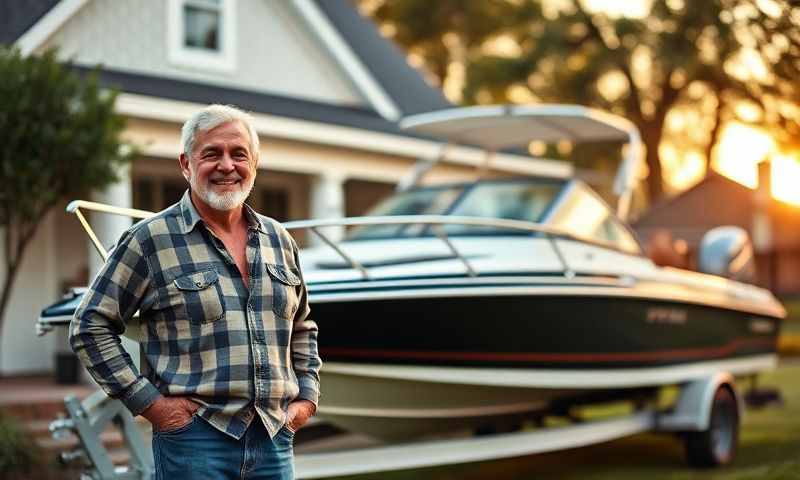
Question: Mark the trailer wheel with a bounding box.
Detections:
[684,386,739,468]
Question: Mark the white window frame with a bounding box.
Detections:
[167,0,237,73]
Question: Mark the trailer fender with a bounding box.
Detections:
[657,373,741,432]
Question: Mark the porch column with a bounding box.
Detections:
[88,164,133,277]
[85,163,140,371]
[309,173,346,245]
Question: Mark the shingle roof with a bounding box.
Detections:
[633,172,800,249]
[0,0,59,44]
[313,0,451,116]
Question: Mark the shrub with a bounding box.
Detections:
[0,410,40,474]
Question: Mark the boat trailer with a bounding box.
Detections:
[47,373,744,479]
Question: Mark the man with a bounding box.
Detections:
[71,104,321,479]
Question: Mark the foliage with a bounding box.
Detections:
[0,47,133,334]
[0,410,40,474]
[363,0,800,200]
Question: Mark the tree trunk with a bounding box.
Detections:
[640,122,665,201]
[0,260,21,336]
[705,98,725,174]
[0,222,41,343]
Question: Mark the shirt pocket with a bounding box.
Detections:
[266,263,301,320]
[171,269,226,324]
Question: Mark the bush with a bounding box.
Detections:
[0,410,40,474]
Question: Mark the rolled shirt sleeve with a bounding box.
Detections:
[70,229,162,416]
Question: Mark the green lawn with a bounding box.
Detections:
[334,362,800,480]
[781,297,800,334]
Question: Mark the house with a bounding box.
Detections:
[0,0,571,375]
[633,163,800,295]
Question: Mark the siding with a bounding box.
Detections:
[39,0,366,106]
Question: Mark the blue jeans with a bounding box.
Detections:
[152,414,294,479]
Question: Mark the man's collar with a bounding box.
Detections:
[179,189,267,234]
[243,203,268,234]
[179,190,204,233]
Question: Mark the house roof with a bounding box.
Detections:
[633,172,800,250]
[1,0,451,123]
[73,65,411,136]
[0,0,58,44]
[313,0,450,116]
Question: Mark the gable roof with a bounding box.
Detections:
[633,172,800,249]
[0,0,58,44]
[313,0,451,116]
[1,0,451,122]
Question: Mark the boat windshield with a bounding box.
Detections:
[347,186,463,239]
[444,182,562,234]
[347,181,563,239]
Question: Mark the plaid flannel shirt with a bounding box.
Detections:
[70,191,321,439]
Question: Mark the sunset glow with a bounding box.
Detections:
[662,121,800,207]
[712,123,800,206]
[713,123,774,189]
[772,154,800,206]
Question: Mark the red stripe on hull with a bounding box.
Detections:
[321,337,777,363]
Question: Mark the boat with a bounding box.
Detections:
[39,105,784,444]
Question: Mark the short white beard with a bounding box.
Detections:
[187,167,254,211]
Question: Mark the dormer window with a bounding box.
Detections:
[168,0,236,72]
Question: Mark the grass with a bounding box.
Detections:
[779,297,800,356]
[332,362,800,480]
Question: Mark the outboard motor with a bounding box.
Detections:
[698,226,756,283]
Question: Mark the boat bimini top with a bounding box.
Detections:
[399,105,644,221]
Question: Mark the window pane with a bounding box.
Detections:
[262,188,289,222]
[598,218,640,253]
[184,5,220,50]
[162,181,187,209]
[548,184,640,253]
[133,178,154,212]
[549,188,609,243]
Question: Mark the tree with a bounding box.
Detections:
[363,0,800,200]
[0,47,133,336]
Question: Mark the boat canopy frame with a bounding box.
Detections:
[398,104,645,221]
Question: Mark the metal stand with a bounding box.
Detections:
[50,390,152,480]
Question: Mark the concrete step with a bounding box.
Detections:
[1,401,69,423]
[23,416,149,438]
[0,376,93,422]
[28,422,143,470]
[20,410,152,470]
[36,426,125,451]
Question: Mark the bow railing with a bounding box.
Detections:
[66,200,580,280]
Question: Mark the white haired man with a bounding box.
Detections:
[71,104,321,479]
